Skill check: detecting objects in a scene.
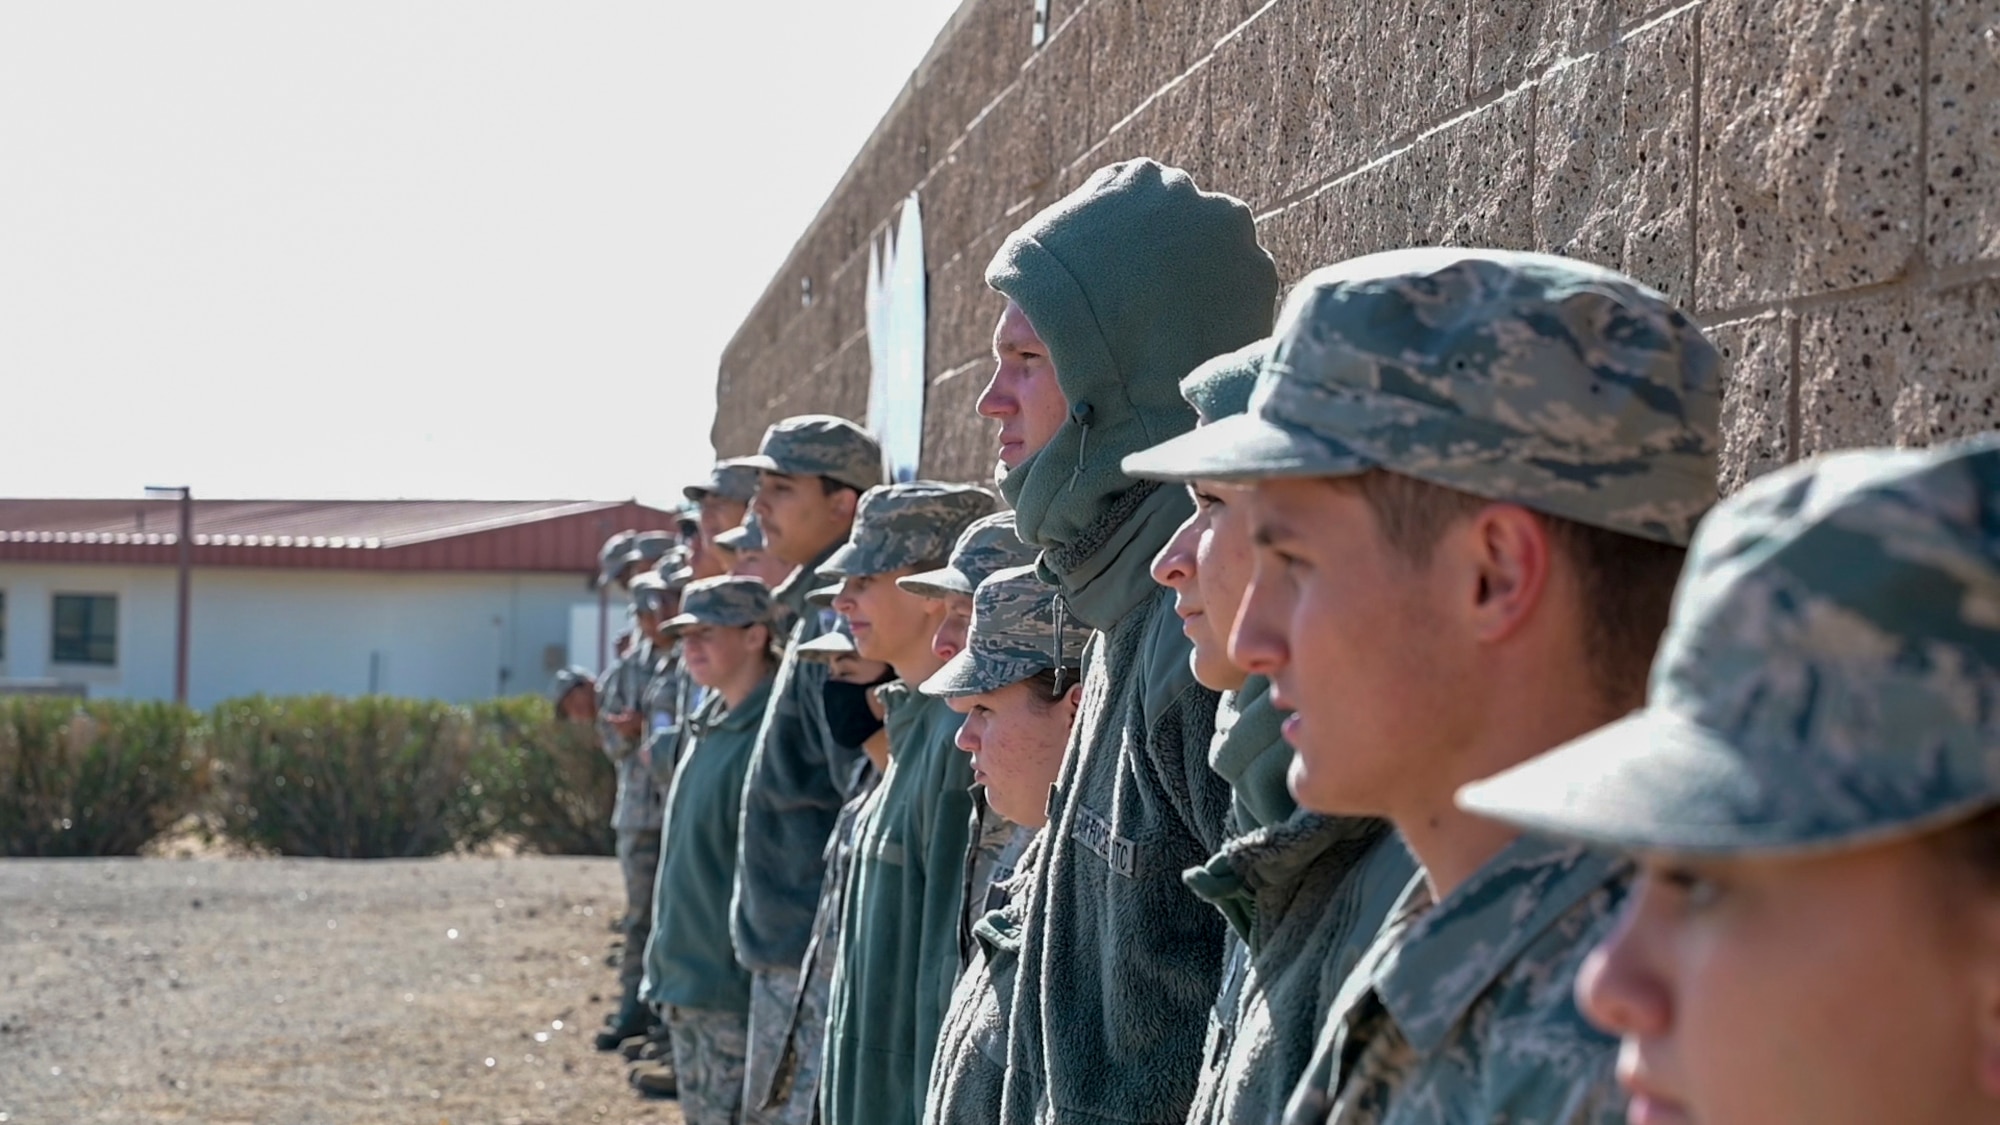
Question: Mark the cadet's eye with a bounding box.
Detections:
[1653,863,1724,911]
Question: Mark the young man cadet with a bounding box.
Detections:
[597,533,678,1051]
[731,413,885,1125]
[685,460,762,581]
[819,481,998,1125]
[1457,436,2000,1125]
[1124,342,1414,1125]
[976,158,1279,1125]
[644,576,782,1124]
[1142,247,1721,1124]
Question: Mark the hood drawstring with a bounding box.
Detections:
[1051,593,1071,694]
[1068,401,1094,493]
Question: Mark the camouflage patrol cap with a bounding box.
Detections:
[898,511,1038,600]
[820,482,1000,579]
[1121,248,1722,545]
[627,570,676,616]
[714,513,765,553]
[1123,340,1270,484]
[921,564,1089,698]
[595,529,638,589]
[738,414,887,494]
[614,530,677,574]
[805,581,841,609]
[796,618,860,664]
[1459,434,2000,856]
[684,459,762,504]
[663,575,775,633]
[547,665,594,705]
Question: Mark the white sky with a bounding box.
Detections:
[0,0,964,512]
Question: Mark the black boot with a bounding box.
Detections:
[594,993,648,1051]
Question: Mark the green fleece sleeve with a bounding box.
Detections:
[912,708,976,1103]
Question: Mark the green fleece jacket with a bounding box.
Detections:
[1179,679,1416,1125]
[821,683,976,1125]
[989,159,1279,1125]
[645,676,775,1014]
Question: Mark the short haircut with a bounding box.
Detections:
[819,475,860,498]
[1345,470,1686,712]
[1938,806,2000,890]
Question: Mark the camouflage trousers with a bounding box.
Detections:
[741,967,820,1125]
[668,1005,749,1125]
[615,829,661,991]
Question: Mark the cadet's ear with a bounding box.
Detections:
[1060,683,1084,724]
[830,486,861,523]
[1970,892,2000,1099]
[1455,503,1553,646]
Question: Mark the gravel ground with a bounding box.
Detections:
[0,856,684,1125]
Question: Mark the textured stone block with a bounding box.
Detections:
[921,363,1001,484]
[1129,68,1213,183]
[1705,312,1792,494]
[1698,0,1922,309]
[1399,86,1534,250]
[916,0,1034,152]
[1928,0,2000,265]
[1888,279,2000,445]
[922,86,1041,265]
[1272,0,1469,201]
[1797,293,1913,454]
[1203,10,1284,205]
[1470,0,1614,93]
[1017,9,1096,180]
[1534,11,1695,300]
[925,225,1011,384]
[1090,0,1209,137]
[1256,196,1328,287]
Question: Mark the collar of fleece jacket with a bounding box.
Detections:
[990,159,1278,630]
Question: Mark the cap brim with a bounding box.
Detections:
[1121,413,1374,484]
[682,484,712,502]
[660,612,700,633]
[897,566,971,600]
[1458,709,1858,857]
[795,633,856,663]
[805,583,841,608]
[918,651,985,698]
[818,543,875,579]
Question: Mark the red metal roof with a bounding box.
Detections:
[0,499,684,574]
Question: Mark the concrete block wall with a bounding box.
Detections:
[713,0,2000,491]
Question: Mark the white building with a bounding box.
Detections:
[0,499,680,707]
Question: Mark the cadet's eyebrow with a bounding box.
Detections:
[1252,517,1296,549]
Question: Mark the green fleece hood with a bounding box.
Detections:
[987,160,1278,627]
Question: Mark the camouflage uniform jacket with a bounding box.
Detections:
[763,754,881,1113]
[641,645,698,788]
[734,541,860,973]
[959,794,1032,971]
[1282,835,1630,1125]
[602,639,668,832]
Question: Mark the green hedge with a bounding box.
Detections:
[0,698,206,857]
[0,694,616,858]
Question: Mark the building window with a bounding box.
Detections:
[52,594,117,666]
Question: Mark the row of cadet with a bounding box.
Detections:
[551,158,2000,1125]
